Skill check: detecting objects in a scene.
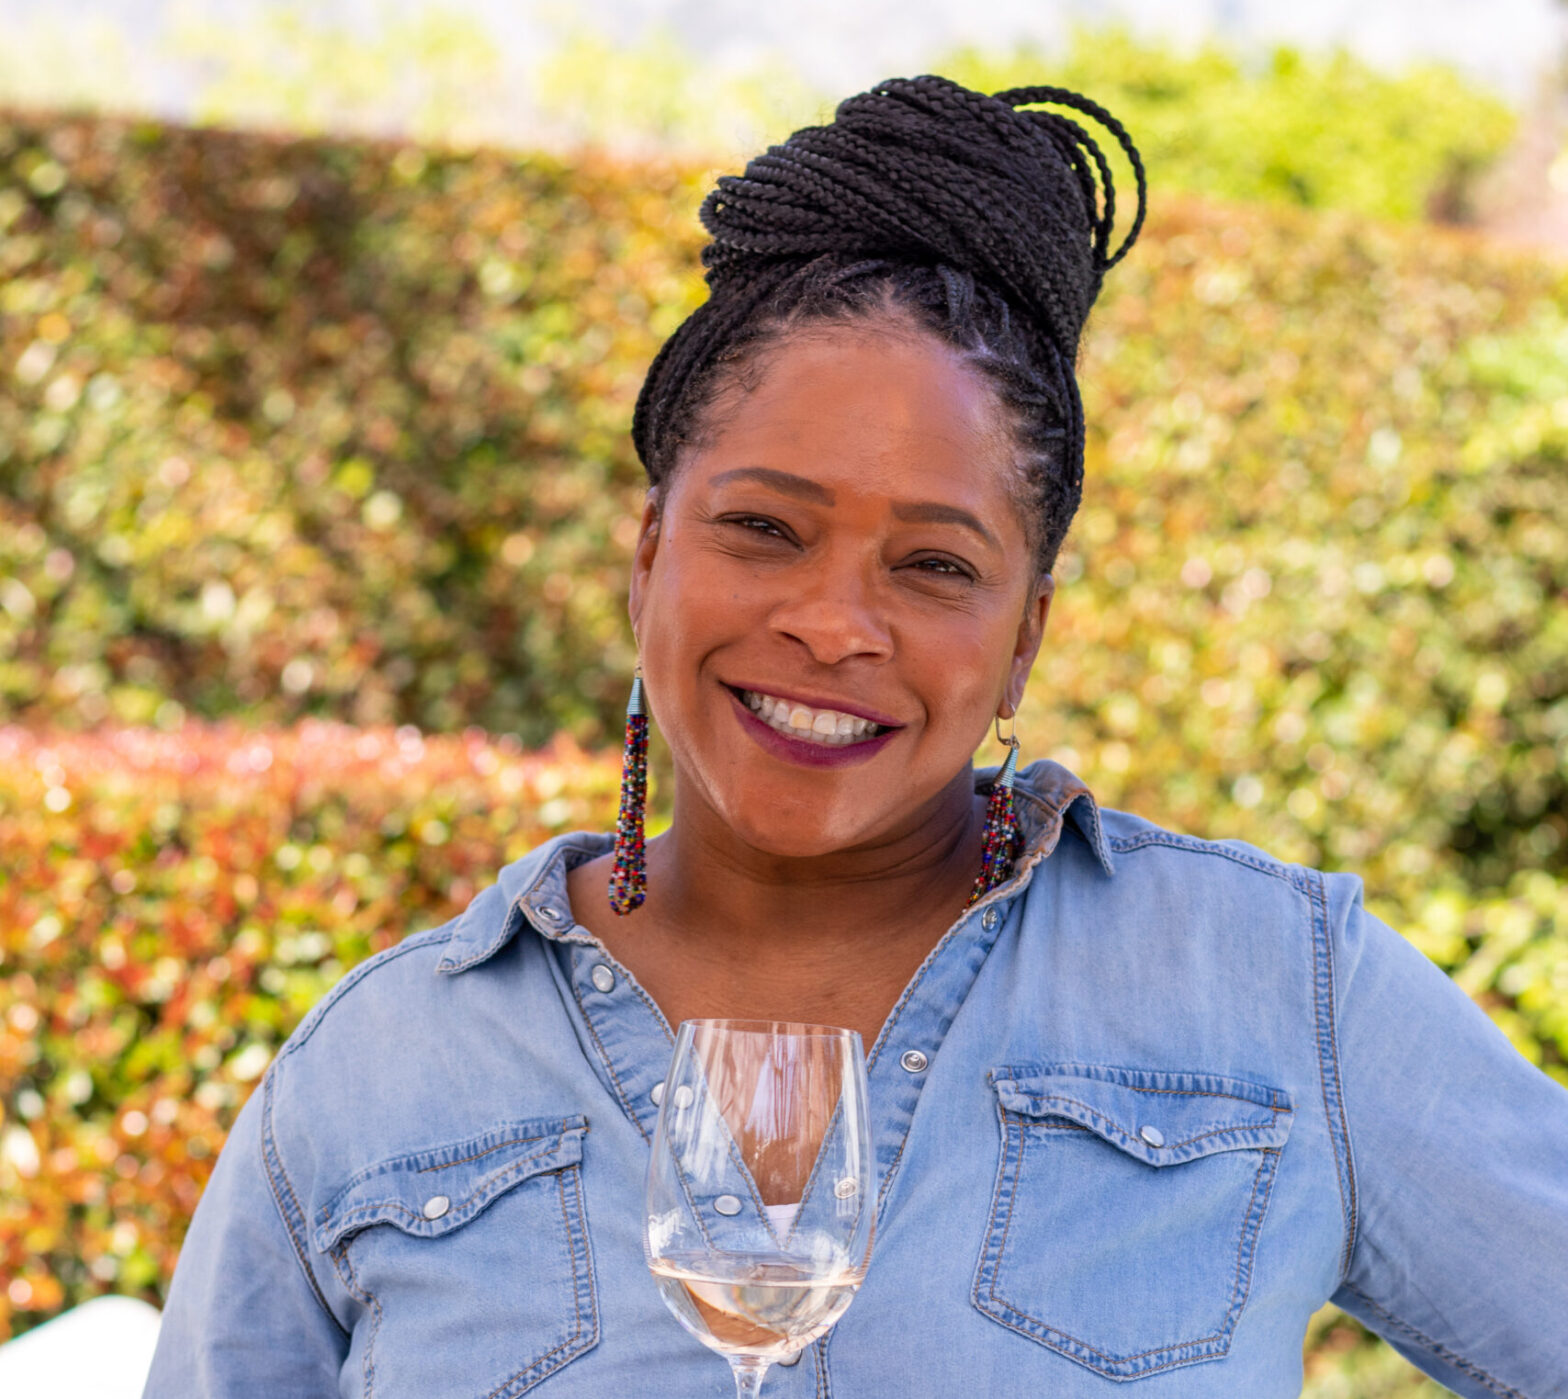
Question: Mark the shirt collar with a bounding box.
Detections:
[437,760,1113,976]
[1006,758,1116,880]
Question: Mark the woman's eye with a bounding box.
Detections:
[907,555,973,579]
[720,515,791,541]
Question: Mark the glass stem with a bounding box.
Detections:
[729,1357,770,1399]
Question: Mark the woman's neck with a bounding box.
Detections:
[566,769,988,1047]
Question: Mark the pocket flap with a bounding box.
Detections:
[990,1065,1291,1165]
[312,1115,587,1252]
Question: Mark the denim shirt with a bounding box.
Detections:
[146,762,1568,1399]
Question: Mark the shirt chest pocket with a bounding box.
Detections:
[312,1116,597,1399]
[973,1066,1293,1381]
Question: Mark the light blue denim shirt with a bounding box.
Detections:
[146,762,1568,1398]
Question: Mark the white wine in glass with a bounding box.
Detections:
[645,1019,875,1399]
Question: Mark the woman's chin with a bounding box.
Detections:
[705,793,889,864]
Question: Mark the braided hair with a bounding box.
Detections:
[631,74,1146,572]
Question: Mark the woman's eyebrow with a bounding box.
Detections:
[891,501,997,548]
[707,468,995,546]
[708,466,836,504]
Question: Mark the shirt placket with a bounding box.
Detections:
[517,865,674,1144]
[862,894,1018,1219]
[519,855,829,1386]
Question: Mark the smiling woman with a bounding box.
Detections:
[567,326,1054,1048]
[144,76,1568,1399]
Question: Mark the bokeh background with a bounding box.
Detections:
[3,2,1567,1393]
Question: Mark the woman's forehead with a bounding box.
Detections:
[679,326,1017,507]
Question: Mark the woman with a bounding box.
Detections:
[147,76,1568,1398]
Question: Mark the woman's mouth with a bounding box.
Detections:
[733,688,891,747]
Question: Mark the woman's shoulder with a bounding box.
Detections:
[1018,759,1359,903]
[275,917,462,1065]
[1088,804,1374,947]
[1096,804,1326,888]
[1023,780,1377,983]
[258,838,600,1199]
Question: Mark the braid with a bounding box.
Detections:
[632,74,1146,572]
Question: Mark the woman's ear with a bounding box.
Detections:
[627,489,664,636]
[1002,572,1054,718]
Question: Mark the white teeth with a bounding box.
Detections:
[737,690,883,746]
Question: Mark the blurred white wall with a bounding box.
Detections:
[3,0,1563,131]
[0,1296,159,1399]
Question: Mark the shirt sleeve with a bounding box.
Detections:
[142,1066,347,1398]
[1325,874,1568,1399]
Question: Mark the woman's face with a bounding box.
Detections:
[630,321,1053,859]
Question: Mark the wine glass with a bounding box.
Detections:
[645,1019,876,1399]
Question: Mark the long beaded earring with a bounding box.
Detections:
[967,714,1021,907]
[608,667,650,915]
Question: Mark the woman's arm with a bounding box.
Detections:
[1326,877,1568,1398]
[142,1068,348,1398]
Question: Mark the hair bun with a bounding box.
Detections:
[697,74,1146,363]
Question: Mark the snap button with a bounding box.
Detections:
[1139,1124,1165,1148]
[899,1049,928,1074]
[537,904,561,922]
[981,907,1000,931]
[590,963,616,993]
[672,1085,695,1110]
[422,1195,451,1220]
[777,1349,804,1367]
[650,1081,665,1106]
[833,1177,858,1199]
[714,1194,743,1216]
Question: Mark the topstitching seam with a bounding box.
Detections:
[260,1069,348,1336]
[1106,829,1296,882]
[1340,1284,1530,1399]
[282,927,452,1057]
[1307,868,1358,1281]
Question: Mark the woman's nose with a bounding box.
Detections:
[768,561,894,667]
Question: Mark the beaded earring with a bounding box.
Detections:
[608,668,650,915]
[967,715,1021,907]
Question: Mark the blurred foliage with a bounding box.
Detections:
[0,14,146,119]
[1023,197,1568,1086]
[0,6,1516,220]
[0,721,620,1336]
[1,113,1563,919]
[0,112,706,744]
[172,4,512,148]
[1303,1306,1450,1398]
[534,20,824,159]
[945,30,1517,223]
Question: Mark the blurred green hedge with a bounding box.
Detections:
[945,31,1515,223]
[0,113,705,744]
[1034,199,1568,1082]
